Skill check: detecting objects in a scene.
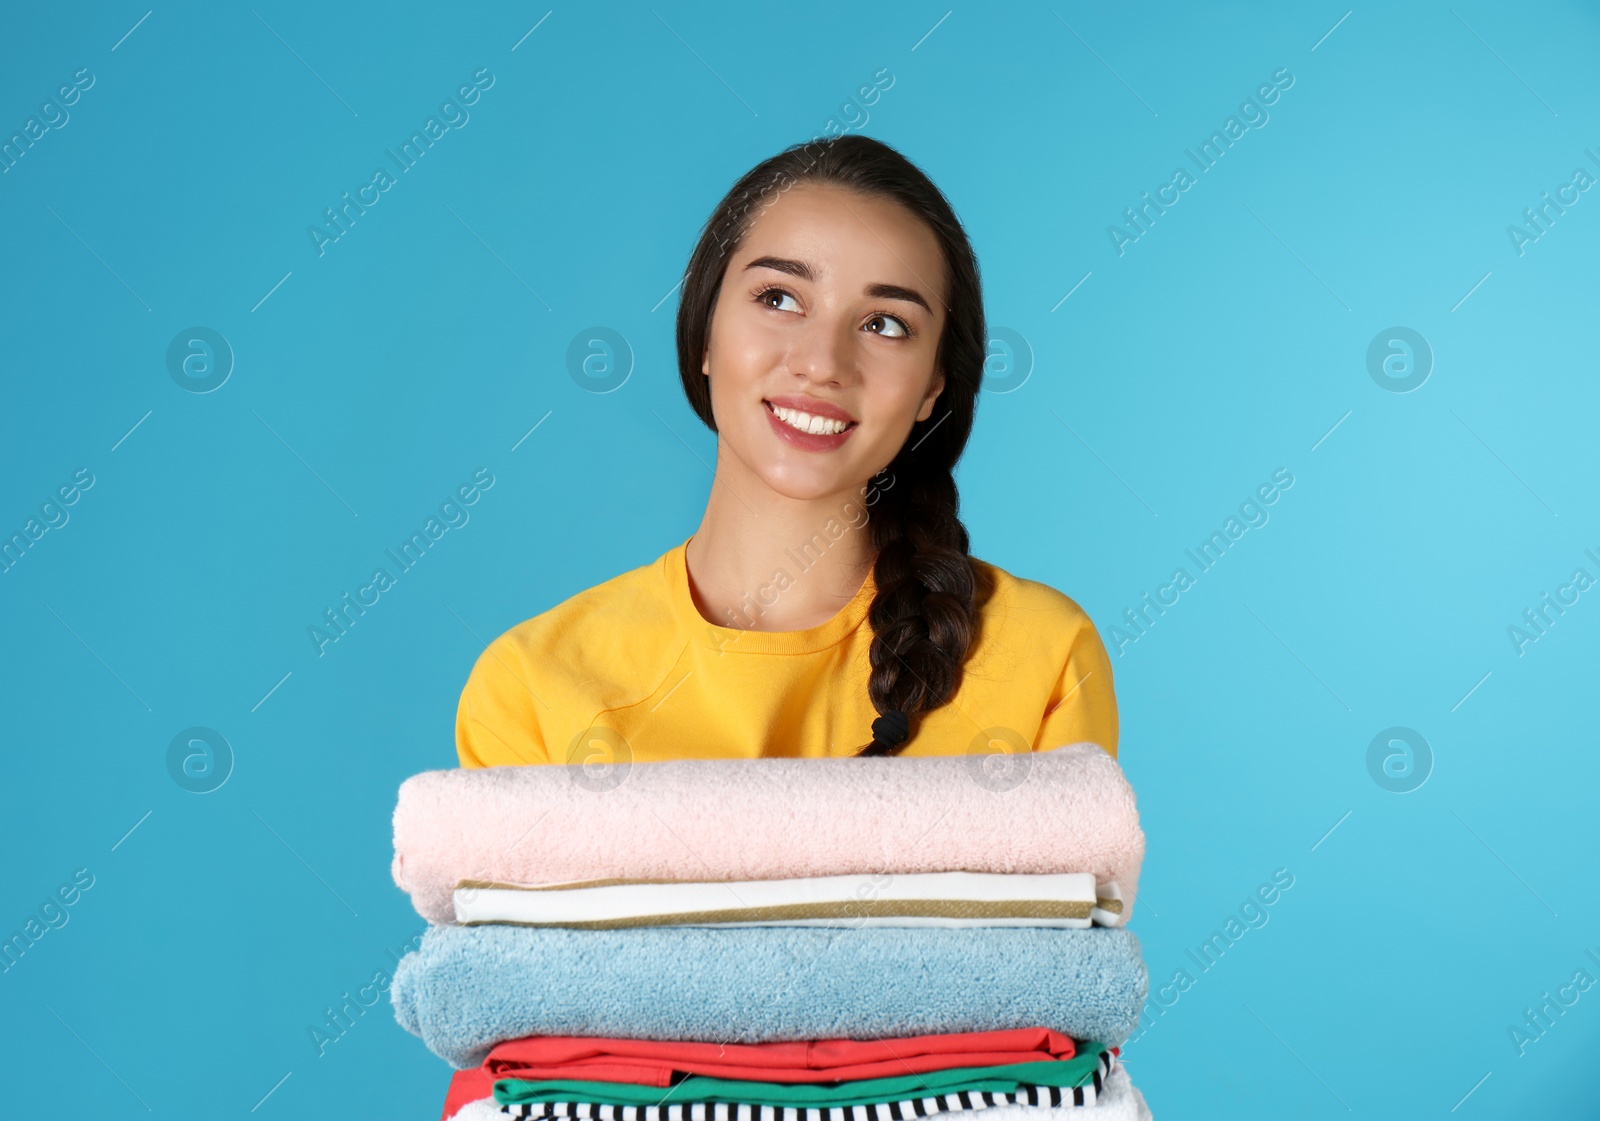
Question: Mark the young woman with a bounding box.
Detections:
[455,135,1117,768]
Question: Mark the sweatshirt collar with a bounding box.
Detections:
[663,535,877,655]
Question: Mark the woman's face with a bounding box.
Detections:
[701,182,948,502]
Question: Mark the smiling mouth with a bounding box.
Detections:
[763,400,858,436]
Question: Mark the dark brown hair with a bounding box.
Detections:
[675,134,988,756]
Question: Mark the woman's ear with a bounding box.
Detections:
[915,369,946,421]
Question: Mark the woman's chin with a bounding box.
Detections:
[756,463,868,504]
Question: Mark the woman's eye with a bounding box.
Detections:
[758,288,800,312]
[865,314,909,338]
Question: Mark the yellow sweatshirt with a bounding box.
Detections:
[455,535,1118,768]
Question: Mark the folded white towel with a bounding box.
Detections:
[453,871,1127,929]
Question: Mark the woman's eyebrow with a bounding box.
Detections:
[864,282,931,313]
[744,256,931,313]
[745,255,815,281]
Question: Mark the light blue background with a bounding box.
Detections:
[2,2,1596,1116]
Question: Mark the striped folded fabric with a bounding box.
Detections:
[493,1048,1122,1120]
[453,872,1126,930]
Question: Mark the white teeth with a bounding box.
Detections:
[769,403,852,436]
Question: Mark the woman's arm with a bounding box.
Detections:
[1033,618,1119,760]
[454,634,550,768]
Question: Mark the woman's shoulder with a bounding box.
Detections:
[966,556,1118,759]
[470,546,683,721]
[969,554,1098,629]
[490,546,676,657]
[966,553,1112,674]
[455,546,685,767]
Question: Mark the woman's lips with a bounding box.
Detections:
[763,399,858,451]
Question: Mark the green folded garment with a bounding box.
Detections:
[494,1046,1112,1108]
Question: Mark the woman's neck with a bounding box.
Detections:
[684,456,876,633]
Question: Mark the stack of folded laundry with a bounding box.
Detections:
[389,742,1153,1119]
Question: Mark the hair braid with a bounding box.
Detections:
[857,465,978,755]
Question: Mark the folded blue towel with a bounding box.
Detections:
[390,924,1147,1070]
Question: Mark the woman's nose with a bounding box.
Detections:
[786,315,857,387]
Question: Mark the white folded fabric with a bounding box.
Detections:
[452,870,1127,929]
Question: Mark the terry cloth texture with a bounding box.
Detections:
[393,743,1144,927]
[491,1049,1115,1107]
[449,1060,1149,1121]
[391,924,1147,1071]
[453,871,1126,930]
[439,1028,1082,1119]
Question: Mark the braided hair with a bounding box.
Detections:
[675,134,987,756]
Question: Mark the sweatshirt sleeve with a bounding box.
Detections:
[1033,613,1120,761]
[454,633,551,768]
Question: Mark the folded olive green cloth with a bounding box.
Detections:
[494,1047,1112,1107]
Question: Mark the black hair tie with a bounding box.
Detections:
[870,709,910,749]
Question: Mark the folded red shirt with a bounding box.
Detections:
[441,1028,1079,1120]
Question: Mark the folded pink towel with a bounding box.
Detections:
[391,741,1143,926]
